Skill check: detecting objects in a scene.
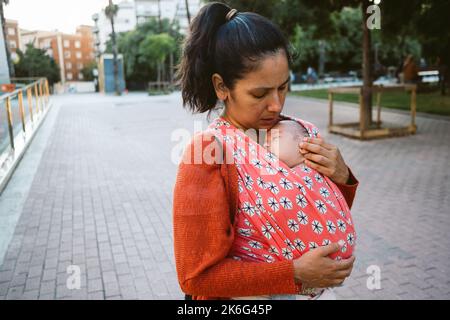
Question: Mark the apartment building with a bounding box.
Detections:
[5,19,21,63]
[20,26,95,83]
[92,0,201,54]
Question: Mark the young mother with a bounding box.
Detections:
[173,2,358,300]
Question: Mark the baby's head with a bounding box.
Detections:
[265,120,309,168]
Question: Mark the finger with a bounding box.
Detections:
[316,243,341,256]
[304,137,335,151]
[299,142,334,159]
[304,159,333,176]
[334,269,353,279]
[304,153,333,167]
[334,256,356,271]
[331,279,345,287]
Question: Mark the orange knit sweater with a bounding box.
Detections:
[173,132,359,300]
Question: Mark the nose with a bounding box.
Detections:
[267,92,283,113]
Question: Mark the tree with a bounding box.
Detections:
[185,0,191,26]
[209,0,373,128]
[291,7,363,74]
[14,43,60,85]
[138,33,176,86]
[290,25,318,71]
[105,0,121,95]
[381,0,450,95]
[81,61,97,81]
[105,18,182,88]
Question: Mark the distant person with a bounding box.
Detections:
[419,58,427,69]
[402,55,419,84]
[306,67,318,84]
[395,56,405,83]
[288,70,295,91]
[435,56,448,95]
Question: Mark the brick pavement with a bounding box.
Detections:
[0,92,449,299]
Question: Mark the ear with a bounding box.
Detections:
[211,73,229,101]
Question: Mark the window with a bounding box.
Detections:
[75,41,81,48]
[8,28,15,36]
[78,73,84,80]
[64,51,71,58]
[9,40,16,49]
[66,62,72,69]
[76,51,82,59]
[42,40,51,49]
[64,40,70,48]
[67,72,73,80]
[77,63,83,70]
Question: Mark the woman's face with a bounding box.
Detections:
[214,49,290,131]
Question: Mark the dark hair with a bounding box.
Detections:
[176,2,293,114]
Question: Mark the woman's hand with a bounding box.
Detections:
[293,243,356,288]
[299,137,350,185]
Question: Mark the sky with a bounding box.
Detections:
[4,0,112,33]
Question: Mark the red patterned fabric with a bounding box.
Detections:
[208,116,356,264]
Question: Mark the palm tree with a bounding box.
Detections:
[185,0,191,26]
[105,0,121,95]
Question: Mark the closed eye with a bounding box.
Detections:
[253,86,287,99]
[253,93,266,99]
[250,76,290,99]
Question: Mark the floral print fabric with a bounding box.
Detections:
[207,116,356,263]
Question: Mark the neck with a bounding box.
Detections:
[220,111,266,145]
[220,111,247,131]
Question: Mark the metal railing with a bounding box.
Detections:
[0,77,51,194]
[1,78,50,151]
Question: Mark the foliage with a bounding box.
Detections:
[81,61,97,81]
[138,33,177,67]
[14,43,60,85]
[105,18,182,84]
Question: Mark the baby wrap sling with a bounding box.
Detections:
[207,116,356,265]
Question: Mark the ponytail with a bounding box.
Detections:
[176,2,292,114]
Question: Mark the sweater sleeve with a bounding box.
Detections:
[173,133,298,298]
[334,167,359,209]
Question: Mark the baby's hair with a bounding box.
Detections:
[273,120,309,141]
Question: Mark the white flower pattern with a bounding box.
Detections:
[208,116,356,264]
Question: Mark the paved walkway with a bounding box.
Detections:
[0,92,449,299]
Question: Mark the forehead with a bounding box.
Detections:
[238,50,290,89]
[271,121,307,137]
[269,123,293,137]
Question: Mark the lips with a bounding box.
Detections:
[261,116,278,122]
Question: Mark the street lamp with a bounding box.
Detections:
[92,13,101,92]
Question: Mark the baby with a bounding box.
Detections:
[265,120,309,167]
[233,120,353,300]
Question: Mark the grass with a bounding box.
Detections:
[148,89,173,96]
[290,89,450,116]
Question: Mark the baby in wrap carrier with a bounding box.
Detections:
[231,119,356,300]
[264,120,309,168]
[264,119,355,260]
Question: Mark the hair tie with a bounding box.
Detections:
[226,9,238,21]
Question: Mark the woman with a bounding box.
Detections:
[173,2,358,300]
